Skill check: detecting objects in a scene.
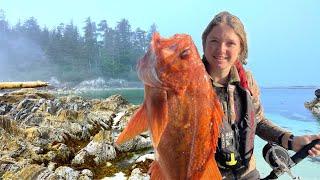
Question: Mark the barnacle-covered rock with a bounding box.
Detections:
[0,89,152,179]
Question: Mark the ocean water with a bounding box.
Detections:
[76,88,144,105]
[256,88,320,180]
[79,87,320,179]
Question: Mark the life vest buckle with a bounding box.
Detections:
[226,152,238,166]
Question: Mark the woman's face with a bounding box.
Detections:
[204,23,241,73]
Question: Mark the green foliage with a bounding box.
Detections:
[0,9,157,83]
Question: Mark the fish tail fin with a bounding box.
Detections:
[115,103,148,145]
[148,161,166,180]
[199,153,222,180]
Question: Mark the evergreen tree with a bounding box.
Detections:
[146,23,157,45]
[63,21,81,60]
[0,9,9,75]
[97,20,108,46]
[12,19,24,37]
[0,9,9,36]
[47,23,64,63]
[83,17,99,75]
[131,27,147,64]
[1,13,157,83]
[40,27,50,51]
[114,18,132,76]
[22,17,41,43]
[102,30,123,78]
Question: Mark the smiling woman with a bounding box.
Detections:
[200,11,320,180]
[204,23,242,85]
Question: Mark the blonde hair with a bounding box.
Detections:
[202,11,248,64]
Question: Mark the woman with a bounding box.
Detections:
[202,11,320,179]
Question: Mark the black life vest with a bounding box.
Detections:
[215,84,256,170]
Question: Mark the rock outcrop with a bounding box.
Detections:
[0,88,152,179]
[305,89,320,119]
[315,89,320,99]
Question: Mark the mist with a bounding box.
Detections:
[0,34,51,81]
[0,12,156,86]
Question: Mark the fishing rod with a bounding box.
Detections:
[262,139,320,180]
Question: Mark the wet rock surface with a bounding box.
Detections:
[0,88,152,179]
[305,89,320,119]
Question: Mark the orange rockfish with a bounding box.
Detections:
[116,33,223,180]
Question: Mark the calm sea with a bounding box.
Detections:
[78,87,320,179]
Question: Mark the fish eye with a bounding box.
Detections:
[180,48,190,59]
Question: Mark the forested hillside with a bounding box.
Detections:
[0,9,156,83]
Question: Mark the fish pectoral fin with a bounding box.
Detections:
[140,85,169,148]
[146,89,169,148]
[148,161,166,180]
[115,103,148,145]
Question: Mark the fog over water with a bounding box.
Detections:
[0,34,51,81]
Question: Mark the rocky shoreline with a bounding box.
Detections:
[304,89,320,119]
[0,88,153,179]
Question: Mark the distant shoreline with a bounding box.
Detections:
[261,86,320,89]
[72,87,144,91]
[72,86,319,90]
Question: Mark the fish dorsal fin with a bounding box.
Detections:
[144,85,169,148]
[115,103,148,145]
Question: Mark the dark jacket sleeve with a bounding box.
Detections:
[246,71,292,144]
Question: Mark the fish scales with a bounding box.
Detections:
[116,33,223,180]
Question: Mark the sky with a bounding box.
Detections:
[1,0,320,87]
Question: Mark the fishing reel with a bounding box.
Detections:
[262,139,320,180]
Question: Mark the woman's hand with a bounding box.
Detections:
[292,134,320,157]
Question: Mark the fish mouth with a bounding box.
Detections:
[138,68,168,90]
[148,66,165,88]
[137,52,167,89]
